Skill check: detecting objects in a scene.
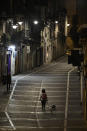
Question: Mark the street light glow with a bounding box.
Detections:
[12,25,18,29]
[67,23,70,27]
[55,21,58,24]
[8,45,16,51]
[33,20,38,25]
[18,21,23,25]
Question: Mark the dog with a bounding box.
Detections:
[50,105,56,112]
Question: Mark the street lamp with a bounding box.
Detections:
[12,25,18,29]
[8,45,16,51]
[33,20,39,25]
[67,24,70,27]
[18,21,23,25]
[55,21,58,24]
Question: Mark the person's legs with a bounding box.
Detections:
[43,101,46,111]
[43,104,45,110]
[41,101,46,111]
[41,101,44,110]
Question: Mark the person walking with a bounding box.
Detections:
[7,73,11,93]
[40,89,48,111]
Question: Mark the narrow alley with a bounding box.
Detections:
[0,56,86,131]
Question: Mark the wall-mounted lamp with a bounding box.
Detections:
[18,21,23,25]
[8,45,16,51]
[33,20,39,25]
[55,21,58,24]
[12,25,18,29]
[67,24,70,27]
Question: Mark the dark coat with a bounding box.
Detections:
[7,74,11,84]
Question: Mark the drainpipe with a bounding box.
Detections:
[83,44,87,121]
[84,77,87,121]
[80,69,84,104]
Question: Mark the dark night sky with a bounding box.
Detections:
[0,0,87,24]
[0,0,48,15]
